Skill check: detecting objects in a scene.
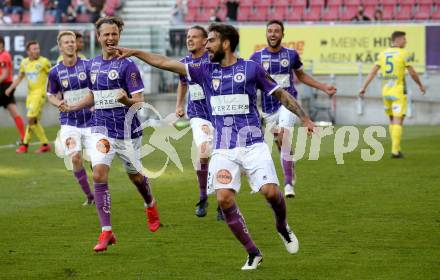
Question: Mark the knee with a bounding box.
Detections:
[71,153,82,167]
[128,172,144,185]
[216,190,235,209]
[93,166,108,183]
[261,184,279,201]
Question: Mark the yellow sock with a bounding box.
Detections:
[23,125,33,145]
[391,124,403,154]
[32,123,49,144]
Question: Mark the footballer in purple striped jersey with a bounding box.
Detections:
[112,23,315,270]
[59,17,161,252]
[250,20,336,198]
[47,31,94,206]
[175,26,214,218]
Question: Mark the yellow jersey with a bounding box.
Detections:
[375,47,411,97]
[19,56,51,96]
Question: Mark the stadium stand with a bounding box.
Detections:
[180,0,437,23]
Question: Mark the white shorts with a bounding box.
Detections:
[59,125,93,156]
[88,133,143,174]
[262,105,297,132]
[207,142,279,194]
[190,117,214,147]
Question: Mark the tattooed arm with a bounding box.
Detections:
[272,88,315,134]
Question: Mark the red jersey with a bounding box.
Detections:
[0,50,13,84]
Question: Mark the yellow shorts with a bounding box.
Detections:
[26,94,46,118]
[383,94,407,118]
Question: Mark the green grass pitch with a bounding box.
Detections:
[0,125,439,279]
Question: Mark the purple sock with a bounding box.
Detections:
[94,183,111,229]
[134,176,153,205]
[281,156,295,186]
[222,203,259,255]
[196,163,208,201]
[267,191,287,232]
[74,168,93,200]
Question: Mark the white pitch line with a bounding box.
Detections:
[0,141,54,150]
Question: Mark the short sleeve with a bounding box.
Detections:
[403,50,411,67]
[0,54,6,68]
[249,52,259,63]
[255,63,279,96]
[186,62,207,86]
[46,69,60,95]
[19,60,25,74]
[291,50,303,71]
[44,58,52,74]
[124,59,144,95]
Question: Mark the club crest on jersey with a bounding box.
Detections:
[262,61,270,71]
[61,79,69,88]
[280,59,289,68]
[108,69,119,80]
[212,78,220,90]
[91,73,97,84]
[233,73,245,83]
[78,72,87,81]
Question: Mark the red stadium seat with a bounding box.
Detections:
[303,5,321,21]
[22,12,30,24]
[285,6,303,21]
[310,0,325,6]
[185,8,197,22]
[240,0,254,8]
[326,0,343,7]
[10,14,21,24]
[44,13,55,24]
[381,0,398,5]
[419,0,433,4]
[273,0,289,8]
[431,6,440,19]
[395,5,413,20]
[361,0,380,6]
[344,0,361,6]
[413,4,432,20]
[321,5,340,21]
[400,0,416,5]
[216,5,227,21]
[254,0,272,7]
[339,5,357,21]
[363,5,376,18]
[237,6,251,21]
[76,13,91,23]
[196,8,211,22]
[382,5,395,20]
[290,0,307,8]
[248,6,269,21]
[188,0,202,9]
[267,6,285,21]
[23,0,31,9]
[203,0,220,9]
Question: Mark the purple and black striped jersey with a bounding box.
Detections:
[47,58,93,127]
[88,56,144,139]
[186,58,279,149]
[179,52,211,120]
[250,47,303,114]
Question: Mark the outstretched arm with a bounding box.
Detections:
[111,46,187,76]
[294,69,337,96]
[407,66,426,95]
[359,65,380,97]
[272,88,315,135]
[176,81,187,117]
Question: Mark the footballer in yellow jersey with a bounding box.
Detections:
[359,31,426,158]
[6,41,51,154]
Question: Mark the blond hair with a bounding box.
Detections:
[57,31,76,45]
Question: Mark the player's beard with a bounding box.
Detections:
[267,38,282,49]
[210,48,225,62]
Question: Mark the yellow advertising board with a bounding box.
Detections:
[239,25,425,74]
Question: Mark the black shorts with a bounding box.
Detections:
[0,82,16,108]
